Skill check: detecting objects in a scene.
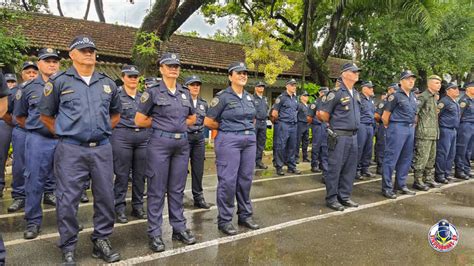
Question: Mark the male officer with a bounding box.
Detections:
[435,82,460,183]
[185,75,211,209]
[319,63,361,211]
[271,79,301,175]
[308,87,329,182]
[39,35,122,264]
[412,75,442,190]
[14,48,60,239]
[0,71,10,264]
[296,91,310,163]
[357,81,376,179]
[8,61,39,212]
[381,71,418,199]
[454,81,474,179]
[254,81,269,169]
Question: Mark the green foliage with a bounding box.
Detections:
[132,31,161,76]
[265,127,273,151]
[176,30,201,37]
[303,82,320,103]
[0,10,29,69]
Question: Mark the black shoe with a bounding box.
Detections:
[339,199,359,208]
[80,191,89,203]
[131,208,147,219]
[78,224,84,232]
[295,160,300,164]
[238,218,260,230]
[326,201,344,211]
[376,167,383,175]
[24,224,40,239]
[425,180,441,188]
[149,236,165,252]
[194,199,211,209]
[382,190,397,199]
[92,238,121,263]
[321,176,326,184]
[62,251,76,265]
[435,177,449,184]
[8,198,25,213]
[412,182,429,191]
[0,189,3,198]
[361,172,375,178]
[172,229,196,245]
[311,167,321,173]
[276,168,285,176]
[287,168,302,174]
[445,175,455,181]
[116,212,128,224]
[218,223,238,235]
[43,193,56,206]
[398,187,416,195]
[255,162,268,169]
[355,172,365,180]
[455,172,469,180]
[302,158,311,163]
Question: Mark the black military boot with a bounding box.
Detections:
[8,198,25,213]
[43,193,56,206]
[80,191,89,203]
[62,250,76,265]
[91,238,121,263]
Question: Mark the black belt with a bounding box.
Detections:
[333,129,358,136]
[440,126,456,130]
[391,122,414,127]
[116,127,147,132]
[61,138,109,147]
[220,130,255,135]
[188,130,204,135]
[154,129,187,139]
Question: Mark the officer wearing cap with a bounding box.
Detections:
[14,48,60,239]
[39,35,122,263]
[296,90,310,163]
[319,62,361,211]
[7,62,39,212]
[271,78,301,175]
[381,70,418,199]
[356,81,376,179]
[435,82,460,183]
[135,52,197,251]
[0,72,7,264]
[308,87,329,181]
[112,65,150,224]
[454,81,474,180]
[412,75,442,190]
[185,75,211,209]
[254,81,269,169]
[204,61,259,236]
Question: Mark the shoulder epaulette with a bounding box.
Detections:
[216,90,224,96]
[20,79,34,89]
[49,71,65,81]
[98,72,113,81]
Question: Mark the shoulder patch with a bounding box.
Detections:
[49,71,65,81]
[310,104,316,110]
[275,98,281,104]
[378,103,384,108]
[210,97,220,107]
[437,102,444,109]
[333,87,340,91]
[322,95,328,102]
[460,102,467,108]
[140,91,150,103]
[15,89,22,100]
[388,95,395,102]
[44,82,53,97]
[326,92,335,102]
[103,85,112,94]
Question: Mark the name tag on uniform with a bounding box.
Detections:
[61,90,75,95]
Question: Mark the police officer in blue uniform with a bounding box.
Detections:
[39,35,122,264]
[254,81,269,169]
[381,71,418,199]
[112,65,150,224]
[320,63,361,211]
[435,82,460,183]
[356,81,376,179]
[0,71,9,264]
[204,62,260,236]
[14,48,60,239]
[135,53,197,252]
[309,87,329,178]
[454,81,474,179]
[185,75,211,209]
[296,91,310,163]
[8,61,39,213]
[272,79,301,175]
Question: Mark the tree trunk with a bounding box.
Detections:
[57,0,64,16]
[94,0,106,22]
[84,0,92,20]
[140,0,180,40]
[21,0,30,11]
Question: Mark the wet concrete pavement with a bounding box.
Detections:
[1,155,473,265]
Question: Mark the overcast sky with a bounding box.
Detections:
[47,0,228,36]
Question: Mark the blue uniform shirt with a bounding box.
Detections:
[254,94,268,129]
[297,102,309,123]
[359,95,375,125]
[206,87,256,132]
[438,96,460,128]
[308,97,324,125]
[459,95,474,123]
[116,87,143,129]
[137,80,194,133]
[0,73,8,98]
[384,90,417,124]
[7,86,18,115]
[188,97,208,133]
[320,83,361,131]
[273,91,298,124]
[375,99,387,117]
[38,67,122,142]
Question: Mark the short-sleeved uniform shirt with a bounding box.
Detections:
[437,96,460,129]
[360,95,375,125]
[116,87,143,129]
[38,67,122,142]
[297,102,309,123]
[458,95,474,123]
[308,97,324,125]
[188,97,208,133]
[383,90,417,124]
[254,94,268,129]
[320,83,361,131]
[273,91,298,124]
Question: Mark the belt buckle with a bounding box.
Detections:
[174,133,181,139]
[244,130,249,135]
[89,142,97,147]
[134,128,140,132]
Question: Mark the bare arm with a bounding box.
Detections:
[307,116,313,124]
[1,113,13,126]
[204,117,219,130]
[186,114,197,126]
[15,115,26,128]
[374,112,381,123]
[381,111,391,127]
[40,114,56,134]
[134,112,152,128]
[318,111,330,123]
[0,97,7,117]
[110,113,120,129]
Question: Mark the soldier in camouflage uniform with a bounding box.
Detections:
[412,75,442,191]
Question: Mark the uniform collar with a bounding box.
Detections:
[225,86,248,98]
[282,90,294,98]
[66,66,102,85]
[158,80,185,94]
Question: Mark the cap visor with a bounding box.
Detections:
[39,54,60,60]
[185,79,202,85]
[161,59,181,65]
[229,66,248,73]
[123,71,140,76]
[73,44,97,51]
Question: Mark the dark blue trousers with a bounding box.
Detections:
[0,233,5,264]
[357,124,374,173]
[435,127,457,179]
[375,124,385,168]
[311,124,328,175]
[188,132,206,201]
[326,134,358,203]
[255,126,267,164]
[11,127,26,199]
[0,121,12,191]
[146,133,189,237]
[111,128,149,213]
[296,122,309,160]
[54,141,115,252]
[274,122,297,170]
[455,122,474,175]
[214,132,256,226]
[382,123,415,192]
[24,132,57,226]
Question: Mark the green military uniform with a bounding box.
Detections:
[413,82,440,186]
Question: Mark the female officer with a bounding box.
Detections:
[204,62,259,236]
[112,65,150,224]
[135,53,197,252]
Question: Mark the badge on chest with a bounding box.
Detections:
[103,85,111,94]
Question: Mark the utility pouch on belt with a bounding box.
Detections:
[327,128,338,151]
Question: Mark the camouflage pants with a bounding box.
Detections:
[413,139,436,184]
